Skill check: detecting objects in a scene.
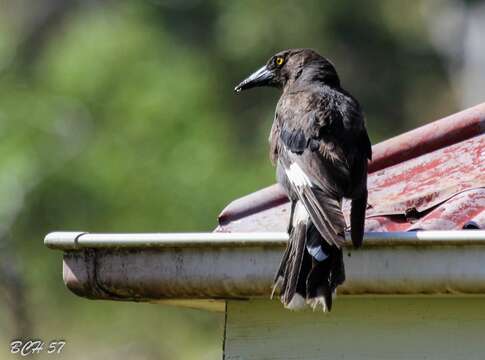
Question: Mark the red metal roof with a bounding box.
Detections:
[217,103,485,234]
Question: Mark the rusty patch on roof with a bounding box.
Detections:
[363,134,484,218]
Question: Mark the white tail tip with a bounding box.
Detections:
[286,294,306,311]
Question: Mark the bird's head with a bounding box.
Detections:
[234,48,340,93]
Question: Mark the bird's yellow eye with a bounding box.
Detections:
[276,57,284,66]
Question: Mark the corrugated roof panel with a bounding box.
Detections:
[361,134,484,218]
[408,189,485,231]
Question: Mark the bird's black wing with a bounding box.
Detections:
[338,94,372,247]
[278,149,346,247]
[277,108,347,247]
[277,90,369,248]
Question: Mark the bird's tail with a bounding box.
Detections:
[272,218,309,310]
[305,225,345,312]
[272,222,345,311]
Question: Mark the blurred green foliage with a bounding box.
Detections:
[0,0,461,359]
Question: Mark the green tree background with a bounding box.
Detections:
[0,0,479,359]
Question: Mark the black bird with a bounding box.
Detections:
[235,49,372,311]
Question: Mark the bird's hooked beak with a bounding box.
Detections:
[234,65,274,93]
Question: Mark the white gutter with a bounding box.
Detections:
[44,230,485,303]
[44,230,485,250]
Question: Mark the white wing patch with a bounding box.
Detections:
[285,162,313,188]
